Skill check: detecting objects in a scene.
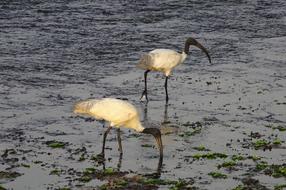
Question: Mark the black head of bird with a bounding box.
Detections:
[184,37,211,63]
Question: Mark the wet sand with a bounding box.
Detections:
[0,1,285,189]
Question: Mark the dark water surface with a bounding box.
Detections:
[0,0,286,189]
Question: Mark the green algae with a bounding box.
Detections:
[192,152,227,160]
[46,141,66,148]
[208,171,227,179]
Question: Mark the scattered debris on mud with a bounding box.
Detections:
[0,0,285,189]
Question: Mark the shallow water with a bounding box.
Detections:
[0,0,286,189]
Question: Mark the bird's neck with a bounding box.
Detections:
[137,123,145,132]
[125,117,145,132]
[181,51,188,63]
[184,42,190,54]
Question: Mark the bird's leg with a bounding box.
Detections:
[117,153,123,171]
[140,70,150,101]
[100,126,112,156]
[164,76,169,103]
[102,161,106,170]
[117,128,123,155]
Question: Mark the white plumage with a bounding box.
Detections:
[138,49,187,76]
[74,98,144,132]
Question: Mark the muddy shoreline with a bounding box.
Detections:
[1,1,286,189]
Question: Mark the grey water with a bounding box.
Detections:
[0,0,286,189]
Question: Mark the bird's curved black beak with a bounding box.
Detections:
[142,128,163,162]
[185,37,212,64]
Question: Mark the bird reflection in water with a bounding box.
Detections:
[100,153,123,172]
[140,103,171,178]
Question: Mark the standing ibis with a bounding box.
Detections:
[137,37,211,103]
[73,98,163,163]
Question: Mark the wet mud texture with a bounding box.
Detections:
[0,0,286,190]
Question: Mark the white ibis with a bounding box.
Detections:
[137,37,211,102]
[73,98,163,162]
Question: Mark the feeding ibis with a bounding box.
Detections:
[137,37,211,103]
[73,98,163,163]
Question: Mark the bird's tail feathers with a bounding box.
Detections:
[137,54,153,70]
[73,99,99,115]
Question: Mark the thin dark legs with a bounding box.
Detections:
[140,70,150,101]
[141,71,170,102]
[100,127,123,156]
[101,126,112,155]
[98,128,123,172]
[117,128,123,155]
[117,152,123,171]
[164,76,169,103]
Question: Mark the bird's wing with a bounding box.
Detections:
[150,49,178,54]
[137,49,182,71]
[89,98,138,126]
[150,49,183,69]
